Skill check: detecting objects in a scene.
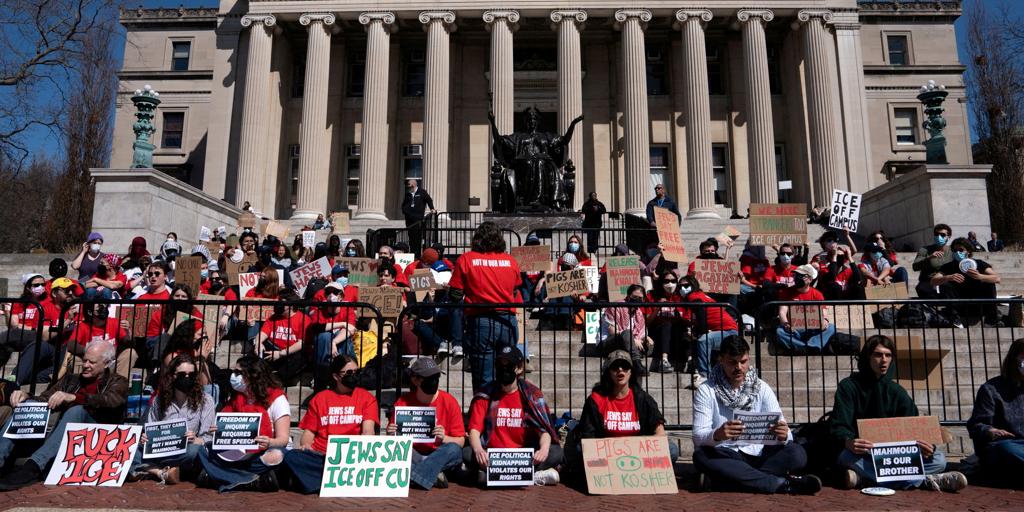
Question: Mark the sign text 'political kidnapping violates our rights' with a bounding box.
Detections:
[487,448,535,487]
[320,435,413,497]
[3,402,49,439]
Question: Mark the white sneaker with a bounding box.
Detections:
[450,345,464,365]
[436,342,450,356]
[924,471,968,492]
[533,468,560,486]
[689,374,707,390]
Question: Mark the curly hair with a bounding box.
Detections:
[155,353,207,420]
[471,221,506,253]
[234,355,283,408]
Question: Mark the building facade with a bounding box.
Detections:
[111,0,971,223]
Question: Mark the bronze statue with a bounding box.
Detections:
[488,108,583,213]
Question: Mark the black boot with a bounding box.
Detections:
[0,460,41,490]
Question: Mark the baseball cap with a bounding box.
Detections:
[409,357,443,378]
[21,273,43,285]
[331,263,349,276]
[324,281,344,293]
[495,345,524,365]
[605,350,633,370]
[794,264,818,282]
[51,277,76,290]
[430,260,450,273]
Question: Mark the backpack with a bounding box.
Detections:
[794,411,843,478]
[872,307,898,329]
[896,304,929,327]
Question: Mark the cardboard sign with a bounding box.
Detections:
[44,423,142,487]
[393,407,436,443]
[118,304,156,338]
[606,256,641,302]
[361,286,404,318]
[788,304,824,330]
[142,419,188,459]
[582,265,600,294]
[585,309,601,344]
[175,255,203,294]
[715,226,742,247]
[828,189,862,232]
[330,212,351,234]
[395,253,415,272]
[409,269,437,292]
[212,413,261,451]
[238,212,258,230]
[830,304,870,331]
[857,416,944,445]
[486,448,534,487]
[546,268,589,299]
[871,442,925,483]
[224,252,258,285]
[264,220,289,241]
[864,282,909,301]
[693,259,741,295]
[749,203,808,246]
[4,402,50,439]
[511,245,553,273]
[581,436,678,495]
[320,435,413,497]
[237,271,260,298]
[198,226,212,242]
[336,257,380,287]
[654,207,686,263]
[302,230,316,248]
[203,241,222,259]
[290,256,332,297]
[242,299,275,324]
[733,411,783,445]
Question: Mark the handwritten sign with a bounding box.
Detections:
[871,442,925,483]
[393,407,436,443]
[582,265,600,295]
[511,245,553,273]
[238,212,258,230]
[654,207,686,263]
[582,436,677,495]
[395,253,415,272]
[749,203,807,246]
[175,255,203,294]
[330,212,350,234]
[857,416,943,445]
[336,257,380,287]
[241,299,274,323]
[142,419,188,459]
[788,304,824,330]
[487,448,534,487]
[715,226,742,247]
[213,413,261,451]
[606,256,641,302]
[4,402,50,439]
[320,435,412,497]
[264,220,289,241]
[45,423,142,487]
[119,304,156,338]
[829,189,862,232]
[237,271,260,298]
[733,411,782,445]
[693,259,741,295]
[585,309,601,344]
[302,230,316,248]
[203,241,222,259]
[409,269,437,292]
[360,286,404,318]
[546,268,589,299]
[224,252,258,285]
[290,256,332,297]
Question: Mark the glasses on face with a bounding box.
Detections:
[175,371,196,378]
[663,279,678,284]
[146,272,163,277]
[780,252,794,256]
[338,369,357,377]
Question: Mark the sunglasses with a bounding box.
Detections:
[146,272,163,277]
[655,187,663,190]
[780,252,794,256]
[210,277,224,282]
[337,369,357,377]
[174,371,196,378]
[664,279,678,283]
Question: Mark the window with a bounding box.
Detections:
[346,145,360,208]
[887,35,908,66]
[711,144,730,206]
[767,46,781,95]
[402,145,424,192]
[646,47,668,96]
[775,144,792,203]
[347,51,366,97]
[288,145,300,211]
[403,49,426,97]
[161,112,184,149]
[707,45,725,95]
[649,146,669,192]
[171,41,190,71]
[894,108,918,145]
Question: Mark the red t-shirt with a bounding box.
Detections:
[312,286,359,303]
[449,251,521,315]
[308,307,356,330]
[70,318,128,347]
[589,389,641,437]
[740,255,770,286]
[138,289,171,301]
[468,387,533,449]
[645,292,689,321]
[763,264,796,287]
[687,291,738,332]
[391,390,466,454]
[223,288,239,301]
[11,302,47,329]
[146,306,203,338]
[299,388,380,454]
[780,287,825,302]
[260,311,309,350]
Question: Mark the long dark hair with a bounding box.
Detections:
[858,335,896,375]
[235,355,282,408]
[19,276,44,300]
[567,233,590,263]
[471,222,506,253]
[1001,339,1024,385]
[156,354,206,419]
[164,283,195,329]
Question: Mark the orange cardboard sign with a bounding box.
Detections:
[654,207,685,263]
[582,436,678,495]
[693,259,741,295]
[857,416,943,445]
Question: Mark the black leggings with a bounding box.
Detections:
[649,320,688,363]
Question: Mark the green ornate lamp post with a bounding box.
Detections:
[917,80,948,165]
[130,84,161,168]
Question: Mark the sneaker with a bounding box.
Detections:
[450,345,465,365]
[696,472,713,492]
[159,466,180,485]
[435,472,449,489]
[689,373,707,390]
[784,474,822,495]
[651,358,674,373]
[533,468,560,486]
[841,468,859,490]
[924,471,968,492]
[0,461,41,490]
[436,342,450,356]
[477,469,487,485]
[196,469,212,489]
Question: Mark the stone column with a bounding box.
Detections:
[292,13,335,222]
[615,9,652,217]
[551,10,587,209]
[798,9,841,208]
[235,14,276,214]
[354,12,395,221]
[738,9,777,204]
[834,12,873,191]
[483,10,518,134]
[676,9,718,219]
[420,11,456,213]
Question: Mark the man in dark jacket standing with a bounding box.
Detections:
[402,178,435,256]
[579,192,606,254]
[645,184,681,227]
[0,340,129,489]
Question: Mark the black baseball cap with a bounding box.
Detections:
[495,346,524,365]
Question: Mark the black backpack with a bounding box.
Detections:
[794,411,843,478]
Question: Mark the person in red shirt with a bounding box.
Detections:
[14,277,79,385]
[811,231,865,300]
[310,282,358,390]
[775,265,836,354]
[465,346,561,486]
[82,254,127,300]
[681,275,741,388]
[385,358,465,490]
[374,245,411,288]
[448,222,522,391]
[282,355,378,494]
[564,234,592,267]
[645,270,688,373]
[65,302,135,380]
[5,274,50,356]
[256,296,309,385]
[763,243,798,294]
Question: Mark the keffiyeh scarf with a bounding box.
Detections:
[710,365,761,411]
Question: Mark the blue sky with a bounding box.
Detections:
[20,0,1024,160]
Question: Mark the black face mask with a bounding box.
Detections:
[208,281,224,293]
[496,366,518,386]
[794,275,807,288]
[340,373,359,389]
[173,374,197,392]
[419,375,440,395]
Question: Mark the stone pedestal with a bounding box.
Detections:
[483,213,582,235]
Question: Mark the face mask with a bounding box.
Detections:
[794,275,807,288]
[173,374,197,392]
[496,366,518,386]
[345,249,357,257]
[663,282,677,294]
[780,255,792,265]
[327,293,341,303]
[419,375,440,395]
[89,243,101,253]
[229,372,247,393]
[871,252,883,262]
[340,373,359,389]
[560,265,574,272]
[954,250,967,261]
[200,269,209,279]
[626,296,643,303]
[167,237,175,242]
[30,285,45,297]
[335,276,349,288]
[935,235,948,246]
[208,281,223,293]
[680,285,692,295]
[568,242,580,253]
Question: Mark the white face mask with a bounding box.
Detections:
[30,285,45,297]
[663,283,677,294]
[680,285,692,295]
[229,372,247,392]
[89,243,101,253]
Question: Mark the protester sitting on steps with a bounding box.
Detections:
[599,284,651,376]
[831,335,967,492]
[864,230,909,283]
[14,277,77,385]
[967,339,1024,487]
[912,223,953,299]
[684,274,740,390]
[645,269,688,373]
[1,273,54,364]
[774,264,835,354]
[71,231,106,281]
[928,237,1002,326]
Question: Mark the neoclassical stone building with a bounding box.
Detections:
[110,0,972,223]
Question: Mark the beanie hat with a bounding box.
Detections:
[421,248,440,266]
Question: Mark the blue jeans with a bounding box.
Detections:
[198,445,282,492]
[982,439,1024,477]
[448,305,464,349]
[465,313,517,391]
[130,442,204,474]
[695,330,740,377]
[0,404,93,468]
[892,266,909,284]
[283,449,326,494]
[838,447,946,489]
[410,442,463,490]
[83,287,113,300]
[15,340,61,385]
[314,331,354,365]
[774,323,836,353]
[412,320,446,352]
